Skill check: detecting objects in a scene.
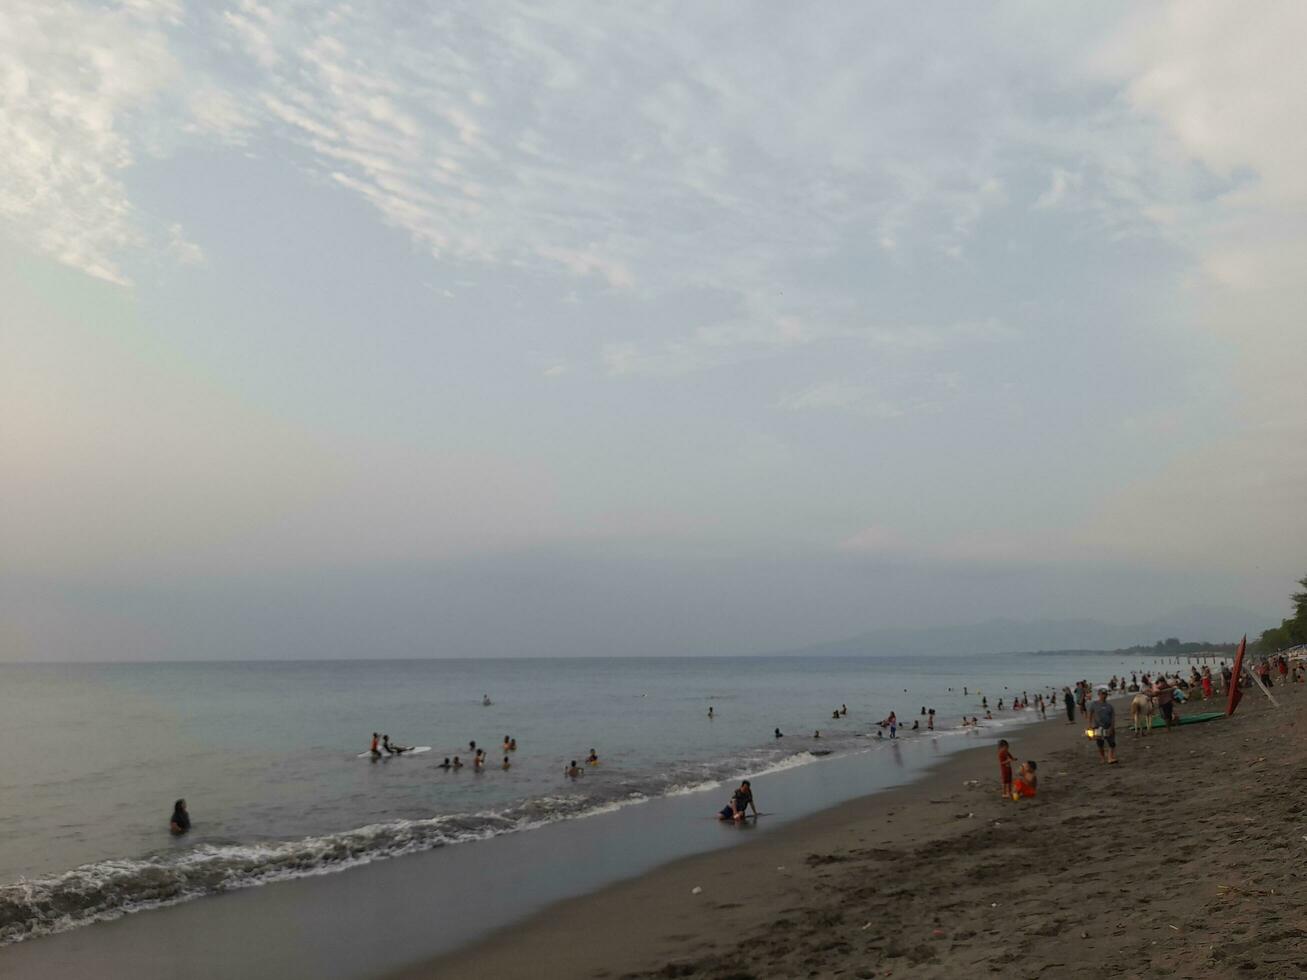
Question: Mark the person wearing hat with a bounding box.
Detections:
[1089,687,1117,763]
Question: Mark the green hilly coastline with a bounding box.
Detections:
[783,605,1271,658]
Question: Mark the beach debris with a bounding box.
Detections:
[691,886,702,895]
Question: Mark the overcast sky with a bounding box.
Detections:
[2,1,1304,660]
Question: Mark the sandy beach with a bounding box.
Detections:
[402,681,1306,979]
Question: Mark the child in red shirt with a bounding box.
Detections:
[997,739,1014,797]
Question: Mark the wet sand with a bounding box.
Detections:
[398,682,1306,979]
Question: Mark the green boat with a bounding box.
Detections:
[1145,710,1224,729]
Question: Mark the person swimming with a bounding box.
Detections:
[501,755,511,770]
[774,727,783,738]
[508,737,517,751]
[708,706,714,718]
[832,709,840,719]
[813,729,820,738]
[473,750,484,770]
[565,760,582,778]
[438,757,452,769]
[586,749,599,765]
[841,704,848,716]
[169,799,190,835]
[452,756,464,769]
[503,736,511,752]
[482,694,492,706]
[718,780,757,821]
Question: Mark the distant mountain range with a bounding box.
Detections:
[783,605,1271,657]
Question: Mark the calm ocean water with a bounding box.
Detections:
[0,652,1165,945]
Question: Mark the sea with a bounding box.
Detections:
[0,652,1175,948]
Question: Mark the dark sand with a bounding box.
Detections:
[398,682,1307,979]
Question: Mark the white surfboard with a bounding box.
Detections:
[357,746,432,758]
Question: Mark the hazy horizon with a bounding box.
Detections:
[3,2,1305,662]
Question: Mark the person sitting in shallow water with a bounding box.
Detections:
[170,799,190,835]
[718,780,757,821]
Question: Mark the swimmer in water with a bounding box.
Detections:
[841,704,848,716]
[508,738,517,751]
[774,728,783,738]
[501,755,511,770]
[587,748,599,765]
[813,729,820,738]
[708,706,714,718]
[503,736,511,752]
[565,760,582,778]
[438,757,452,769]
[452,756,464,769]
[169,799,190,835]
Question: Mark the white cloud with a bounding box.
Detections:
[0,0,185,284]
[167,223,204,265]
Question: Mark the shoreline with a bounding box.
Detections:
[0,705,1059,979]
[397,683,1300,979]
[393,707,1079,979]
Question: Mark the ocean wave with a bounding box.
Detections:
[0,743,849,947]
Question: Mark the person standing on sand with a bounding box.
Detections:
[1153,676,1176,732]
[997,740,1015,797]
[1089,687,1118,764]
[1063,688,1075,724]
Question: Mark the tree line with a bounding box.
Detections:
[1256,574,1307,654]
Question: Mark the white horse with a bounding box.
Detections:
[1130,693,1155,736]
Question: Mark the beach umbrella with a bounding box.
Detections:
[1226,635,1247,717]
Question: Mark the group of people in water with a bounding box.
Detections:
[431,736,524,771]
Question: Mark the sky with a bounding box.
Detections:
[2,1,1305,660]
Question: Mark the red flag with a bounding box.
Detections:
[1226,635,1247,717]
